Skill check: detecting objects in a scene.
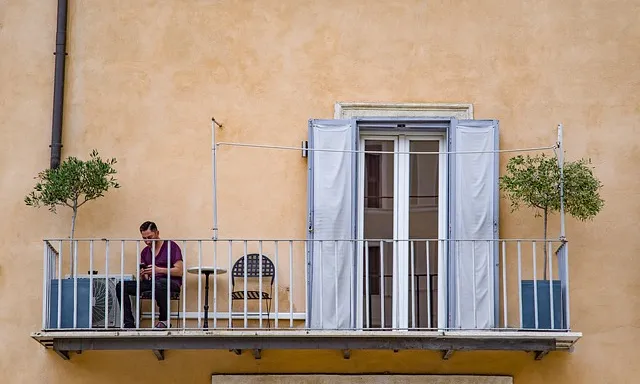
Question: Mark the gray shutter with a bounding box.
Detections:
[448,119,499,329]
[307,119,358,329]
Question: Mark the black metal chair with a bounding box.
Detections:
[231,253,275,328]
[139,289,181,328]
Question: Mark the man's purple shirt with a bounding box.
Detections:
[141,240,183,286]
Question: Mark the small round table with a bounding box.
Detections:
[187,266,227,329]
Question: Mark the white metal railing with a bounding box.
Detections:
[41,238,571,332]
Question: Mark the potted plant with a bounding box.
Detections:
[500,153,604,329]
[25,150,120,329]
[25,149,120,267]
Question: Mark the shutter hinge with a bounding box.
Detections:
[302,140,309,158]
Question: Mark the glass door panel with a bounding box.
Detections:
[407,140,440,329]
[360,136,443,330]
[363,139,394,329]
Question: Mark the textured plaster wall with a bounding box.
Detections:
[1,0,639,383]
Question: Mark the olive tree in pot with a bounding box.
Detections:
[499,153,604,329]
[25,149,120,274]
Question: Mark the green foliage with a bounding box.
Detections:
[25,150,120,238]
[499,153,604,222]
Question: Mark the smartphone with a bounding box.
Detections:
[139,264,149,280]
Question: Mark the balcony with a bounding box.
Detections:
[31,238,581,361]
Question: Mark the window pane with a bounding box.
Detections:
[408,140,439,328]
[363,140,394,328]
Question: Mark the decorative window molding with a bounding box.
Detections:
[334,102,474,120]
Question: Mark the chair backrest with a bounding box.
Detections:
[231,254,275,287]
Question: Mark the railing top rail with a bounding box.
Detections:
[43,238,568,242]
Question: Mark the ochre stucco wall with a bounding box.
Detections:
[1,0,639,383]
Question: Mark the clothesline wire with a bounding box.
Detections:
[215,141,559,155]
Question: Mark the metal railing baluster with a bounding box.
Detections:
[410,241,416,329]
[501,241,507,328]
[289,240,294,328]
[135,241,140,329]
[532,241,538,329]
[548,241,554,330]
[274,240,279,329]
[426,240,431,329]
[379,240,384,329]
[364,240,370,330]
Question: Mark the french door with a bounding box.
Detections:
[307,118,499,331]
[358,134,446,330]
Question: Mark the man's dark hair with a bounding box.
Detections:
[139,221,158,232]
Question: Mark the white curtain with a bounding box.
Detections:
[452,121,498,329]
[308,120,356,329]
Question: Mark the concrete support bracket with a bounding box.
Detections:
[153,349,165,360]
[442,350,454,360]
[53,348,70,360]
[534,350,549,360]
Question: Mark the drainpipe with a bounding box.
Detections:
[50,0,69,169]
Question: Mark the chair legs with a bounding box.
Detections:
[266,286,273,329]
[174,297,180,328]
[229,298,273,329]
[229,286,274,329]
[136,298,181,328]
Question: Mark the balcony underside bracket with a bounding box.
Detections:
[53,348,70,360]
[153,349,165,360]
[441,350,454,360]
[534,350,549,360]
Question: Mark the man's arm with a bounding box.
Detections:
[152,260,184,277]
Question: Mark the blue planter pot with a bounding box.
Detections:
[521,280,565,330]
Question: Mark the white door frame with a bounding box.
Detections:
[357,132,447,330]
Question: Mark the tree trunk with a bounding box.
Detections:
[543,208,548,280]
[70,203,78,276]
[70,206,77,240]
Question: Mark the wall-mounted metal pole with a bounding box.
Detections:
[557,124,571,329]
[211,118,221,240]
[557,124,566,240]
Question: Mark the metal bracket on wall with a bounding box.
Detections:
[302,141,309,158]
[53,349,70,360]
[252,348,262,359]
[342,349,351,359]
[534,350,549,360]
[153,349,165,360]
[441,350,454,360]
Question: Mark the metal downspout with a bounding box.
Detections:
[50,0,69,169]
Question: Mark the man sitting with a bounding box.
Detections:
[116,221,183,328]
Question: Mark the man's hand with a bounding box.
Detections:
[141,266,165,279]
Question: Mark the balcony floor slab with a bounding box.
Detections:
[31,329,581,361]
